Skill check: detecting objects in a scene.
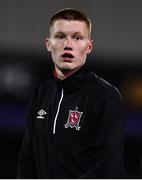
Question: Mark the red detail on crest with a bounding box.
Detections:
[65,110,83,130]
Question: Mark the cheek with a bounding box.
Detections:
[50,46,59,56]
[52,39,64,47]
[51,42,64,54]
[78,44,89,55]
[50,43,63,60]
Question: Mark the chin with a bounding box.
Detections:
[57,62,83,72]
[60,64,75,71]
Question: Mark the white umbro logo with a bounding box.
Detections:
[37,109,47,119]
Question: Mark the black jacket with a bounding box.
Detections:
[17,65,125,178]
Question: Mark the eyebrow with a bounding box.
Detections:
[55,31,65,35]
[54,31,84,36]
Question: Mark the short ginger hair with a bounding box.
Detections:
[48,8,92,38]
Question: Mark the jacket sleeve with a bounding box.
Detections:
[17,88,39,178]
[79,88,126,178]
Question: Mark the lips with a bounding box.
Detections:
[61,53,74,58]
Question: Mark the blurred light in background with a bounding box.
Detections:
[0,64,32,101]
[122,75,142,110]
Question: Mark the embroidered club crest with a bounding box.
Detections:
[65,110,83,130]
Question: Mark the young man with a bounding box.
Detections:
[17,8,125,178]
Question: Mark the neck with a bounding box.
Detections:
[55,66,81,80]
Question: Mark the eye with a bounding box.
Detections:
[55,34,65,39]
[74,35,83,40]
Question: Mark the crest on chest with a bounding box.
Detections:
[65,109,83,130]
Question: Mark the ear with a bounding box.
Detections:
[45,38,51,52]
[87,40,94,54]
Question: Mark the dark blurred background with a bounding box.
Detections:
[0,0,142,178]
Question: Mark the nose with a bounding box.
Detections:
[64,37,73,50]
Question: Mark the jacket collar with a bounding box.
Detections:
[54,64,91,93]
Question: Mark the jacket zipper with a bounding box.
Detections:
[53,88,64,134]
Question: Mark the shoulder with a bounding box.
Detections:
[89,72,123,103]
[31,78,56,100]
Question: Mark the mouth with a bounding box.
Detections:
[61,53,74,59]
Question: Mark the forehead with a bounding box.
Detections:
[50,19,89,35]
